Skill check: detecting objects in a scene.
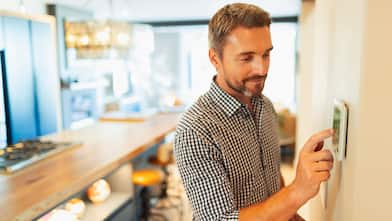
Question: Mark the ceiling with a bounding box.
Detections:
[48,0,301,21]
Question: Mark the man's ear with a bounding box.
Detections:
[208,48,220,70]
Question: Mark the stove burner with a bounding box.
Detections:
[0,139,81,173]
[0,140,57,161]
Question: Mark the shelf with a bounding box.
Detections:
[70,118,95,130]
[81,192,133,221]
[36,163,135,221]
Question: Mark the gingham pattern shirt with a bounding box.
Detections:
[174,78,282,221]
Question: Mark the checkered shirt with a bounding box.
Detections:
[174,78,282,221]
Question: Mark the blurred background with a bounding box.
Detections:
[1,0,392,220]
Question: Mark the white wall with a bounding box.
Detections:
[296,1,315,219]
[353,0,392,219]
[297,0,392,220]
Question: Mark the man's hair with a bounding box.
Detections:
[208,3,271,58]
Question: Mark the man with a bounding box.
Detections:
[174,3,334,221]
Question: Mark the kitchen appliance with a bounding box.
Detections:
[0,50,81,173]
[0,139,81,173]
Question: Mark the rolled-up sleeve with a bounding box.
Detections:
[174,128,239,221]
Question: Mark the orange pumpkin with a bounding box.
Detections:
[64,198,86,218]
[86,179,111,203]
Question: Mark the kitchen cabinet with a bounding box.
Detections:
[0,17,6,147]
[2,16,38,143]
[0,113,180,220]
[31,20,59,135]
[1,13,60,144]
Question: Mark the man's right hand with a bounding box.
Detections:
[291,129,334,205]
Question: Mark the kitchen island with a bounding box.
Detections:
[0,112,180,221]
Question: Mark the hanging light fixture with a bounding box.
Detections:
[64,20,133,59]
[63,0,133,59]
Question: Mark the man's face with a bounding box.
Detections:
[211,26,273,97]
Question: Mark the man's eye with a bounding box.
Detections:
[240,56,252,62]
[263,54,270,59]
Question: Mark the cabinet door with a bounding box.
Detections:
[0,52,6,147]
[0,18,6,146]
[3,16,37,144]
[30,21,59,136]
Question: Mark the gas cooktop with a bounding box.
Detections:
[0,140,81,173]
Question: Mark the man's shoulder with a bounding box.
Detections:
[176,93,217,134]
[261,94,276,113]
[261,94,272,106]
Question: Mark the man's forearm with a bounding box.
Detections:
[239,184,304,221]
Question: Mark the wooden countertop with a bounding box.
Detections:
[0,112,180,221]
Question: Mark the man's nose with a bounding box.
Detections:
[251,56,267,75]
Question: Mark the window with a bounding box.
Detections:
[151,21,298,111]
[264,22,298,112]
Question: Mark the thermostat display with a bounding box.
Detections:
[332,99,349,161]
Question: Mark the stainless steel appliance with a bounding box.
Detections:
[0,139,80,173]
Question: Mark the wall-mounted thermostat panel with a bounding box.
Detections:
[332,99,349,161]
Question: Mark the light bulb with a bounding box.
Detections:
[95,31,110,44]
[67,34,76,43]
[79,35,89,45]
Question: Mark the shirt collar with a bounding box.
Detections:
[208,76,263,117]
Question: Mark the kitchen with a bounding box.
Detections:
[1,0,392,221]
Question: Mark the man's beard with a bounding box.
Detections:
[225,75,266,98]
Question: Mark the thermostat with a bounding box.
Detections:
[332,99,349,161]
